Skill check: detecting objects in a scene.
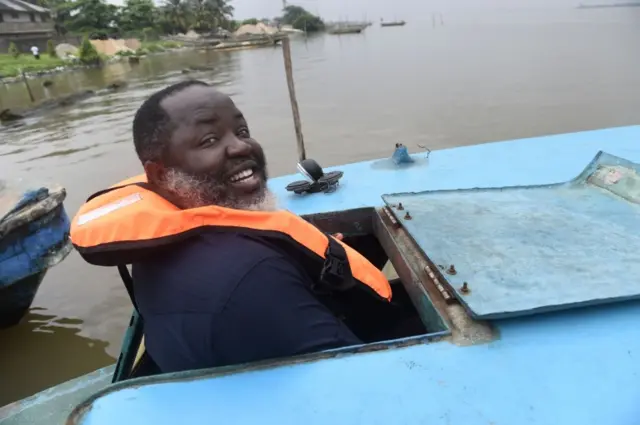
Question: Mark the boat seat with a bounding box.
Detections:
[129,338,161,379]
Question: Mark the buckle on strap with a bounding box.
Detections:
[319,237,354,291]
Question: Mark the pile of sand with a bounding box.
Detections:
[89,39,140,56]
[124,39,141,51]
[235,23,278,36]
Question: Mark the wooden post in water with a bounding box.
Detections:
[21,70,35,103]
[281,36,306,162]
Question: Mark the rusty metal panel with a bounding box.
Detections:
[382,151,640,319]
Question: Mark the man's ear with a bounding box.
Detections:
[143,161,166,185]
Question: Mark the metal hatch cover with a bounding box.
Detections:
[382,151,640,319]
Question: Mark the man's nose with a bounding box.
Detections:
[225,134,252,157]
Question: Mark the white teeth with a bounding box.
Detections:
[230,169,254,182]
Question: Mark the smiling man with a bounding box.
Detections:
[70,80,394,374]
[140,81,276,212]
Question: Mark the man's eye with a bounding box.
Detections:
[237,127,250,138]
[200,136,218,146]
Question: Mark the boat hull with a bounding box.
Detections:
[0,271,46,328]
[0,366,115,425]
[328,28,363,34]
[211,38,281,51]
[0,188,72,328]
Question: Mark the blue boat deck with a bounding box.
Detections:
[276,125,640,215]
[71,300,640,425]
[4,126,640,425]
[68,126,640,425]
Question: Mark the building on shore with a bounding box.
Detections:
[0,0,54,52]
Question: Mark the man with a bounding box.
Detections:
[30,45,40,60]
[71,80,395,374]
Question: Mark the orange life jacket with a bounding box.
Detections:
[70,175,392,303]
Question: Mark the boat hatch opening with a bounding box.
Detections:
[303,208,450,342]
[382,151,640,320]
[113,207,453,384]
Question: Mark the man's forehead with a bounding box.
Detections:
[160,86,238,119]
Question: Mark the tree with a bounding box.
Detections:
[119,0,156,33]
[159,0,192,34]
[47,39,57,57]
[281,5,323,32]
[39,0,238,37]
[241,18,258,25]
[206,0,233,30]
[65,0,119,34]
[8,42,20,58]
[78,37,101,64]
[188,0,214,32]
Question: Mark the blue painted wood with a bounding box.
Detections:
[5,126,640,425]
[382,151,640,319]
[69,301,640,425]
[0,187,72,327]
[66,126,640,425]
[272,125,640,216]
[0,366,115,425]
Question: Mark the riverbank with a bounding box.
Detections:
[0,55,66,79]
[0,40,185,82]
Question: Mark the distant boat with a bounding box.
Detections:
[577,1,640,7]
[0,184,72,328]
[211,37,283,51]
[380,20,406,27]
[327,25,364,35]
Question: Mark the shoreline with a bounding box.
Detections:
[0,45,191,85]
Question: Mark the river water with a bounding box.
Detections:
[1,5,639,405]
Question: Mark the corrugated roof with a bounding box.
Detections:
[0,0,49,13]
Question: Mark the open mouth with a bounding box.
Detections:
[227,166,262,192]
[229,168,256,183]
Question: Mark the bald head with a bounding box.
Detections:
[133,80,210,165]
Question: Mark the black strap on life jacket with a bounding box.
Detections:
[318,236,355,292]
[117,264,140,313]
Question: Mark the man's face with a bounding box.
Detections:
[151,85,270,210]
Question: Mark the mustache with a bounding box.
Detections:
[163,167,276,210]
[221,155,268,182]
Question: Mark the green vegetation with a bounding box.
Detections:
[0,2,326,78]
[281,5,324,32]
[47,40,57,58]
[33,0,325,41]
[36,0,235,37]
[8,42,20,59]
[78,37,101,65]
[0,54,65,78]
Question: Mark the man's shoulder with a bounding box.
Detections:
[141,231,283,270]
[131,231,292,314]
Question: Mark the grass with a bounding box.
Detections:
[1,40,185,76]
[0,54,66,78]
[139,40,184,54]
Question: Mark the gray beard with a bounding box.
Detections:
[164,168,278,211]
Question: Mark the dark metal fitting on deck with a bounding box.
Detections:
[461,282,470,294]
[397,202,404,210]
[404,211,412,220]
[446,265,457,275]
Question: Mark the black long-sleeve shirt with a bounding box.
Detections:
[131,231,362,373]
